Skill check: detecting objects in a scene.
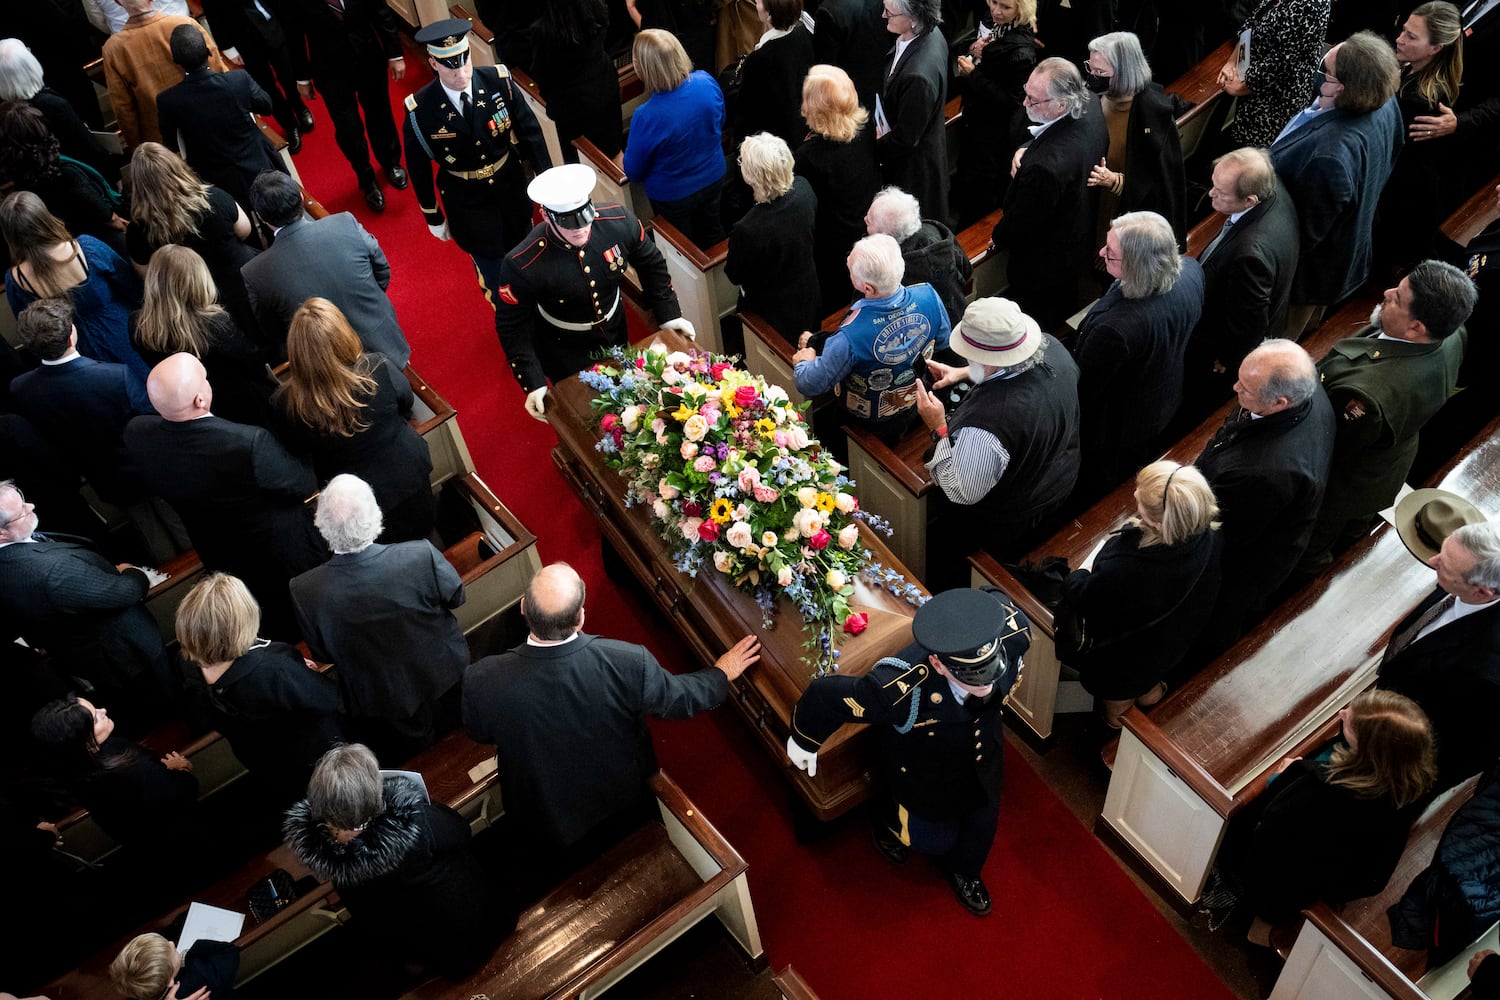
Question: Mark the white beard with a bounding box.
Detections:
[1369,303,1383,330]
[968,363,988,383]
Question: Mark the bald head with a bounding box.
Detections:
[1234,339,1318,416]
[522,562,586,641]
[146,353,213,422]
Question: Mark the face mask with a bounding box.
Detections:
[1086,72,1111,94]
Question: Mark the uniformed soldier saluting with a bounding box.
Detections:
[494,163,696,421]
[786,588,1031,916]
[403,18,550,301]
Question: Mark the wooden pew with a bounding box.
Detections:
[1164,39,1232,162]
[45,726,501,994]
[1439,174,1500,249]
[1099,413,1500,905]
[649,216,733,356]
[403,364,478,488]
[401,769,763,1000]
[1272,775,1491,1000]
[775,966,824,1000]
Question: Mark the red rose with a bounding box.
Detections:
[843,612,868,636]
[808,529,831,551]
[683,502,703,518]
[600,413,618,431]
[611,428,625,448]
[698,520,720,541]
[734,384,759,408]
[635,356,647,369]
[711,361,733,381]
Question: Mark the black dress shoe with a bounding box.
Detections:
[297,107,316,132]
[385,164,409,190]
[871,825,908,865]
[947,873,992,917]
[285,127,302,155]
[362,182,386,213]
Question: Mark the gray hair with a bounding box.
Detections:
[1247,338,1318,406]
[1405,259,1478,340]
[314,474,383,554]
[0,40,46,102]
[1111,211,1182,299]
[305,743,383,830]
[888,0,943,33]
[848,234,905,296]
[1035,58,1091,119]
[866,186,922,242]
[1451,521,1500,591]
[1213,147,1277,202]
[1088,31,1153,98]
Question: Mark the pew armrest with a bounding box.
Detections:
[1120,706,1234,817]
[1440,169,1500,249]
[650,215,729,271]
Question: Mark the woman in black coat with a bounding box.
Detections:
[529,0,623,159]
[285,744,509,978]
[1058,460,1223,728]
[877,0,950,224]
[177,573,343,807]
[737,0,817,146]
[953,0,1036,225]
[726,133,820,342]
[271,298,434,543]
[1083,31,1187,249]
[796,65,881,316]
[110,932,240,1000]
[1239,689,1436,945]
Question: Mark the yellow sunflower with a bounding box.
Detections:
[709,498,734,524]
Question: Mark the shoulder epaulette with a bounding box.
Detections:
[404,93,416,111]
[494,63,510,78]
[873,658,928,706]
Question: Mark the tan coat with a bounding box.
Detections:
[102,12,224,150]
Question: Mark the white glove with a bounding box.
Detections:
[523,386,549,422]
[427,222,451,241]
[660,317,696,341]
[786,735,818,777]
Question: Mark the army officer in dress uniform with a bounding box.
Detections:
[403,18,550,302]
[786,588,1031,917]
[494,163,696,421]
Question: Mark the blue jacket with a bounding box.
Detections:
[623,71,726,202]
[1270,97,1403,304]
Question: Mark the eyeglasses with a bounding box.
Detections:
[1312,62,1339,85]
[1022,93,1058,108]
[1101,248,1123,262]
[881,6,907,18]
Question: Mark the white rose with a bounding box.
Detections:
[713,551,734,573]
[648,342,669,356]
[660,365,682,385]
[640,452,660,470]
[777,565,795,586]
[784,527,800,542]
[834,492,857,513]
[786,425,811,450]
[764,384,790,404]
[680,441,699,460]
[725,521,754,549]
[792,508,823,538]
[680,517,703,541]
[761,530,780,548]
[620,405,642,432]
[734,504,751,522]
[652,499,670,520]
[658,478,679,500]
[838,524,860,549]
[664,351,692,368]
[683,414,710,442]
[826,569,846,590]
[797,486,819,508]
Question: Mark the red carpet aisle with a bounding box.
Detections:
[288,58,1234,998]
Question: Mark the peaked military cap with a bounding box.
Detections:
[912,588,1030,685]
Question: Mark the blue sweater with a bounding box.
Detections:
[623,71,727,202]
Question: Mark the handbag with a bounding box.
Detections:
[246,867,299,923]
[1053,550,1212,664]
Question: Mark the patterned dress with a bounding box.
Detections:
[1231,0,1333,147]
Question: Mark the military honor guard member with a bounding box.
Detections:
[786,588,1031,916]
[403,19,551,301]
[493,163,696,421]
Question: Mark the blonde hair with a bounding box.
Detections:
[1327,689,1437,809]
[274,298,376,437]
[0,190,78,298]
[801,64,868,143]
[1407,2,1464,107]
[739,133,796,203]
[109,932,177,1000]
[633,29,692,94]
[128,142,213,248]
[136,244,227,358]
[176,572,261,666]
[1132,460,1219,547]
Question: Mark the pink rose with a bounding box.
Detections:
[774,430,789,448]
[600,413,618,431]
[843,612,868,636]
[737,467,762,491]
[808,529,831,551]
[753,485,780,503]
[734,384,759,408]
[680,517,703,541]
[693,455,717,473]
[711,361,733,381]
[697,519,720,542]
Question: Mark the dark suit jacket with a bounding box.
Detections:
[992,107,1109,329]
[1119,85,1188,245]
[813,0,888,109]
[156,67,285,208]
[877,28,949,224]
[288,540,467,719]
[1269,97,1404,304]
[200,0,304,71]
[8,355,155,503]
[240,213,410,366]
[725,176,820,342]
[122,413,324,586]
[1379,591,1500,792]
[1192,188,1300,375]
[0,536,164,692]
[1194,392,1335,647]
[462,634,729,849]
[284,0,401,77]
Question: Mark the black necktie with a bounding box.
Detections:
[1200,218,1235,262]
[30,531,49,543]
[461,91,474,130]
[1382,593,1457,665]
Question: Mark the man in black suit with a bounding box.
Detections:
[878,0,950,227]
[285,0,408,210]
[124,353,326,640]
[199,0,315,150]
[462,563,760,874]
[243,171,411,366]
[0,481,174,731]
[1185,147,1300,415]
[9,299,188,563]
[813,0,888,110]
[157,24,287,209]
[1379,511,1500,792]
[289,474,466,763]
[1190,341,1335,663]
[990,57,1108,331]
